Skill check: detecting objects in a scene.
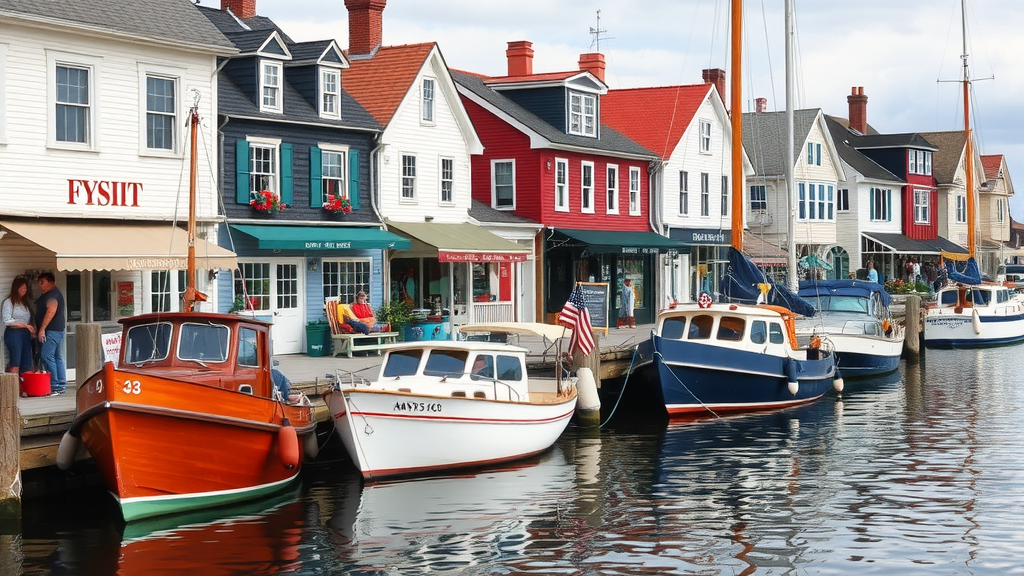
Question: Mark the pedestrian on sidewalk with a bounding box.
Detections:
[35,272,67,395]
[618,278,636,329]
[3,276,35,374]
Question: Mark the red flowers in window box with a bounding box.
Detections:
[323,194,352,214]
[250,190,286,213]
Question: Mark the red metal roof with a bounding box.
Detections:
[981,154,1003,179]
[601,84,712,159]
[343,43,435,126]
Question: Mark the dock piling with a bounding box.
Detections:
[1,373,21,521]
[904,295,921,359]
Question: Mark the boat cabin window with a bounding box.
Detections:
[996,289,1009,304]
[238,328,259,367]
[688,315,714,340]
[750,320,767,344]
[496,355,523,381]
[470,354,494,380]
[717,316,745,341]
[803,295,868,314]
[661,318,686,340]
[177,323,229,363]
[969,289,991,306]
[768,323,785,344]
[383,349,423,377]
[424,349,469,378]
[939,290,959,306]
[124,322,172,364]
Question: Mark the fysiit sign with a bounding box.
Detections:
[68,179,142,207]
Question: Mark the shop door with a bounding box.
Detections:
[272,262,302,354]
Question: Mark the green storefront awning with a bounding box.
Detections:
[231,224,410,251]
[554,228,685,254]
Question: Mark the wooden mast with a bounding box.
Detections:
[961,0,976,258]
[183,104,207,312]
[730,0,743,252]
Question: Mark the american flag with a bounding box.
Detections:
[558,285,595,357]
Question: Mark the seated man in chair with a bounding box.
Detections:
[340,291,389,335]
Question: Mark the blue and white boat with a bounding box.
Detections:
[795,280,904,377]
[923,257,1024,348]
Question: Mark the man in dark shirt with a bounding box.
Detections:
[36,272,67,395]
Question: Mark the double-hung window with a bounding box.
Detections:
[260,60,282,113]
[569,92,596,137]
[721,176,729,216]
[750,185,767,211]
[807,142,822,166]
[679,171,689,214]
[955,194,967,223]
[909,150,917,173]
[837,188,850,212]
[440,157,454,203]
[401,155,416,200]
[581,161,595,213]
[145,75,176,151]
[914,189,930,224]
[998,198,1006,223]
[606,164,619,214]
[492,160,514,209]
[55,64,91,145]
[422,78,435,123]
[321,149,346,202]
[249,140,278,197]
[629,167,641,215]
[798,183,806,219]
[555,158,569,212]
[700,173,710,216]
[870,188,892,221]
[320,68,340,118]
[699,120,711,153]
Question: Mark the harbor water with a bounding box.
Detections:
[10,344,1024,574]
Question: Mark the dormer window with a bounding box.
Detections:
[320,67,340,119]
[569,91,596,137]
[260,60,282,113]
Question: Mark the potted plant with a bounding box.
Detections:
[250,190,287,213]
[375,300,412,338]
[323,194,352,215]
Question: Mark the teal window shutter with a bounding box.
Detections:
[280,143,294,205]
[309,146,322,208]
[349,149,360,209]
[235,140,250,204]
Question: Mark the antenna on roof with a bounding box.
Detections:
[589,9,613,51]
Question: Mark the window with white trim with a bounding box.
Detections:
[581,161,595,213]
[998,198,1006,223]
[248,138,279,196]
[629,167,641,215]
[492,159,514,209]
[699,120,711,153]
[750,185,767,211]
[870,187,892,222]
[955,194,966,223]
[908,149,917,173]
[321,147,346,202]
[151,270,187,313]
[555,158,569,212]
[322,259,371,303]
[422,78,435,123]
[678,171,689,214]
[260,60,282,113]
[606,164,619,214]
[700,172,710,216]
[401,155,416,200]
[144,75,176,151]
[569,92,596,137]
[807,142,822,166]
[837,188,850,212]
[440,157,454,204]
[909,150,933,176]
[320,67,340,118]
[55,62,93,145]
[721,176,729,216]
[914,189,930,224]
[797,182,836,221]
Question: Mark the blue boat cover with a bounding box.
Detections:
[798,279,892,307]
[719,247,816,317]
[944,256,982,285]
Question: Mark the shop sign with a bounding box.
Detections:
[304,241,353,249]
[127,258,188,270]
[620,247,660,254]
[671,228,732,245]
[68,179,142,207]
[439,251,528,262]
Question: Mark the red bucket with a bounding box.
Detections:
[20,371,51,397]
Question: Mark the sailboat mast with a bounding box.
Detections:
[730,0,743,251]
[961,0,975,258]
[784,0,797,290]
[184,105,200,312]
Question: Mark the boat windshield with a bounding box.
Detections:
[424,349,469,378]
[124,322,173,364]
[802,295,869,314]
[383,349,423,378]
[177,323,230,363]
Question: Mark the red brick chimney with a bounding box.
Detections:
[346,0,386,56]
[221,0,256,19]
[702,68,726,103]
[578,53,606,82]
[848,86,868,134]
[506,41,534,76]
[755,97,767,113]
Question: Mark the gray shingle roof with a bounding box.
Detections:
[197,5,292,42]
[1,0,234,51]
[824,116,903,183]
[916,131,968,185]
[742,109,820,177]
[469,200,540,225]
[224,30,279,54]
[218,76,380,131]
[452,71,656,159]
[290,41,336,63]
[851,132,939,151]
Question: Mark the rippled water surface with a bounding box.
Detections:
[10,346,1024,574]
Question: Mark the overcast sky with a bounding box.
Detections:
[239,0,1024,220]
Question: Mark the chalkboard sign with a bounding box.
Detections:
[577,282,609,335]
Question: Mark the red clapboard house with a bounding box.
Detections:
[453,42,669,325]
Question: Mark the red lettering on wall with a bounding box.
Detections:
[67,179,142,207]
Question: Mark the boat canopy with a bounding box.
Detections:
[720,247,816,317]
[798,279,892,307]
[943,255,982,285]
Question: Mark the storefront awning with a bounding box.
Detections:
[0,219,236,271]
[387,221,529,262]
[554,228,685,254]
[863,232,969,255]
[231,224,411,251]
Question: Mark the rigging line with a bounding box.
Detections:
[598,344,639,428]
[757,0,778,110]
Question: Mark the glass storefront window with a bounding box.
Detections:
[322,260,370,303]
[617,257,644,310]
[391,258,420,309]
[93,271,112,321]
[235,263,271,310]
